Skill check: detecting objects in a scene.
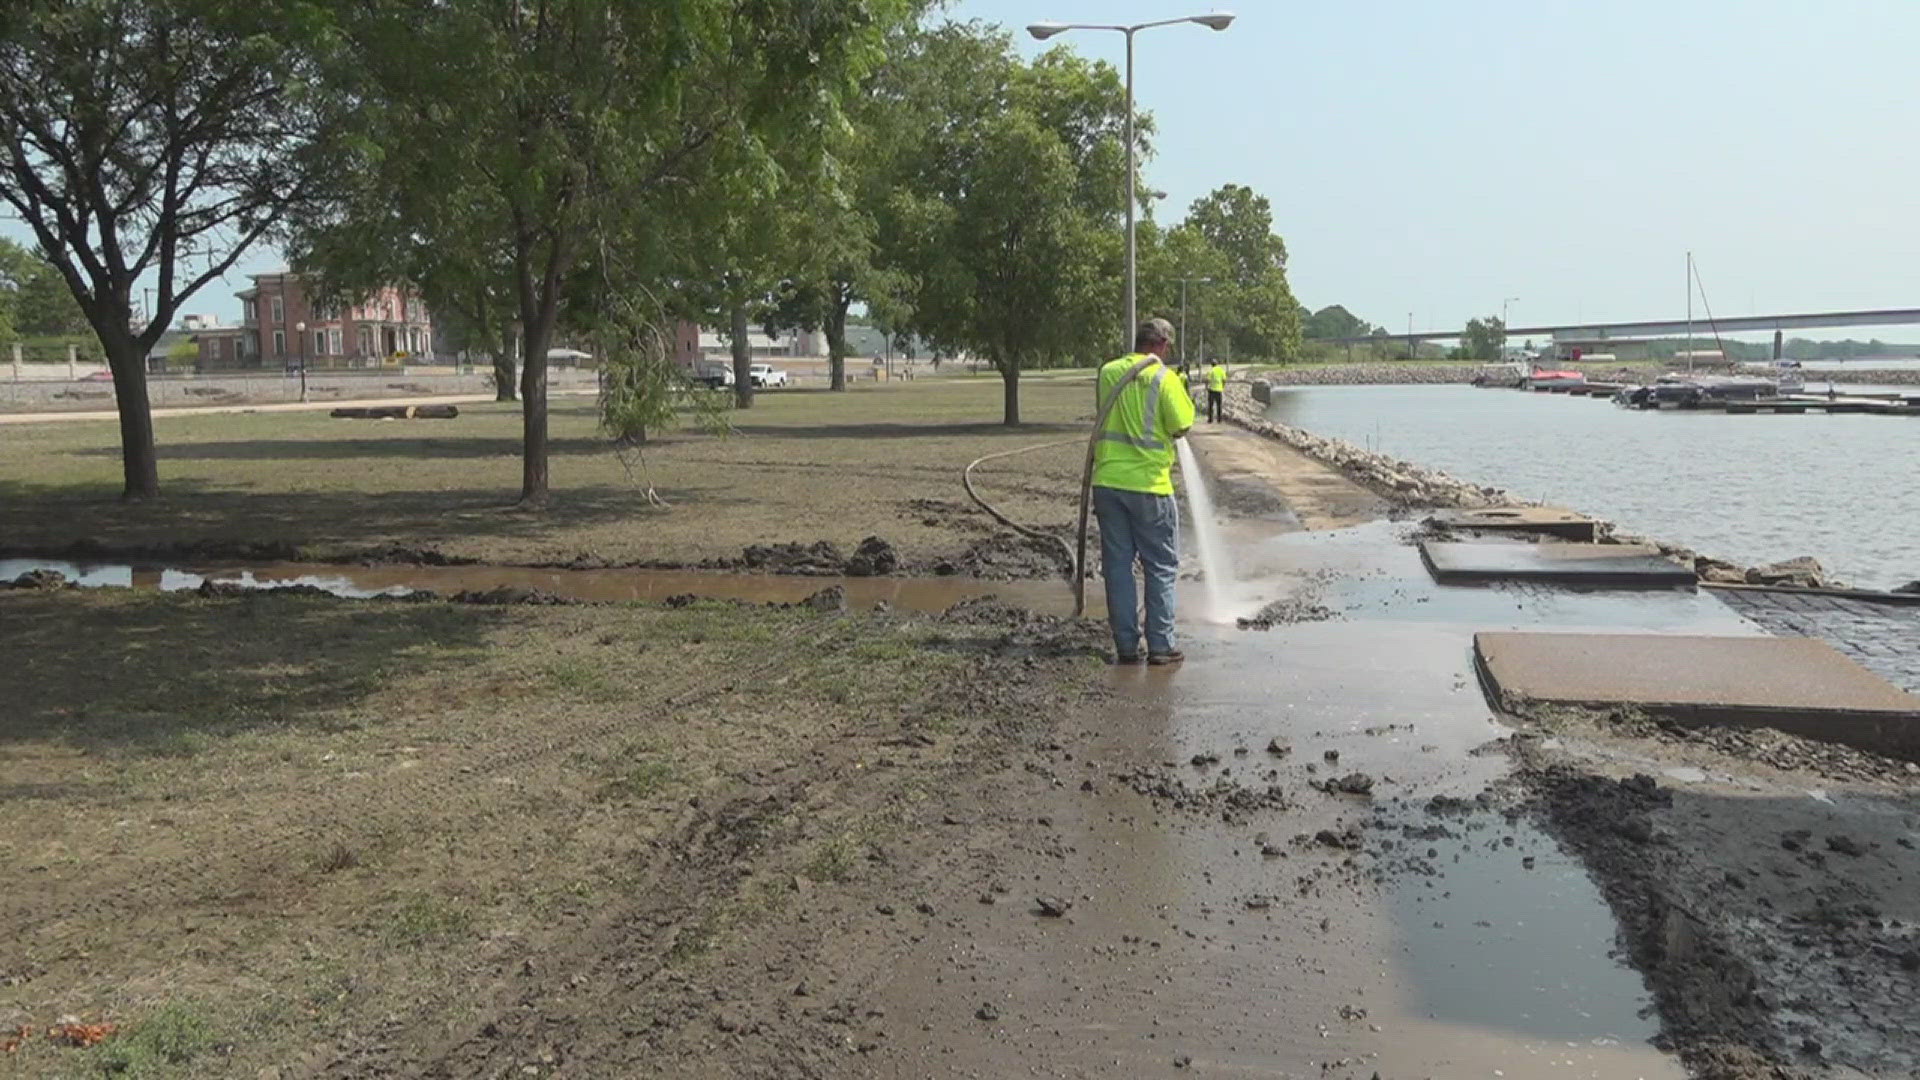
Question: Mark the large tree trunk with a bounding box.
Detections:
[519,319,551,505]
[105,331,159,499]
[1000,363,1020,426]
[827,295,849,392]
[729,298,754,409]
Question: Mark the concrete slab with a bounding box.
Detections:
[1427,506,1599,541]
[1420,541,1695,588]
[1476,631,1920,760]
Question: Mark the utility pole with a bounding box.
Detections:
[1178,276,1213,369]
[1685,251,1694,374]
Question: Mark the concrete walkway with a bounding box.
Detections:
[0,390,596,425]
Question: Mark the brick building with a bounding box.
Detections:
[194,272,433,370]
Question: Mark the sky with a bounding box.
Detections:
[953,0,1920,339]
[9,0,1918,340]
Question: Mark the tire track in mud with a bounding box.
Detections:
[305,782,831,1079]
[305,656,1075,1078]
[1,619,854,975]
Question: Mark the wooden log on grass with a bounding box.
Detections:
[329,405,460,420]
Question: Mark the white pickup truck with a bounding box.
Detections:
[749,363,790,388]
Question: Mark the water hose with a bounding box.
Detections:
[961,440,1081,581]
[960,356,1162,618]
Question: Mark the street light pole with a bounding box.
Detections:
[1029,13,1235,353]
[1501,296,1519,359]
[295,320,308,402]
[1178,275,1213,369]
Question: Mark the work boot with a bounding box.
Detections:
[1147,650,1185,666]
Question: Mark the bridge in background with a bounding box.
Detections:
[1327,307,1920,346]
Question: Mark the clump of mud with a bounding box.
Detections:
[738,540,849,575]
[844,537,899,577]
[729,536,903,578]
[934,596,1106,659]
[927,532,1070,581]
[448,586,576,606]
[1114,764,1289,824]
[1236,596,1335,630]
[349,543,477,567]
[1515,702,1920,786]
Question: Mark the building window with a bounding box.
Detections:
[328,328,342,355]
[357,326,372,355]
[243,300,255,325]
[270,295,284,324]
[313,330,326,355]
[272,330,286,356]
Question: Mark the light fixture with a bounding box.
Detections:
[1026,21,1068,40]
[1191,13,1235,30]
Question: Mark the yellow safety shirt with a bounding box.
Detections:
[1206,364,1227,392]
[1092,353,1196,496]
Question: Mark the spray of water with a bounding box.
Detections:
[1175,439,1234,622]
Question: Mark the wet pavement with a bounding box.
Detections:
[866,509,1732,1077]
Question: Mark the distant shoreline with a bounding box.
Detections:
[1254,360,1920,387]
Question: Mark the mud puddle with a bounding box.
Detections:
[0,557,1086,615]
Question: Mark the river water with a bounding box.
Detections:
[1265,384,1919,589]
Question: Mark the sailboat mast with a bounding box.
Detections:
[1685,251,1694,373]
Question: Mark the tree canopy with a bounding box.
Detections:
[297,0,910,501]
[0,0,334,497]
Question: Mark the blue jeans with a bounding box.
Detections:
[1092,485,1180,656]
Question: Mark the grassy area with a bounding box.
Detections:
[0,585,1104,1076]
[0,379,1097,567]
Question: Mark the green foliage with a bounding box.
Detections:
[1176,184,1302,361]
[884,23,1134,422]
[0,237,88,344]
[1460,314,1506,360]
[301,0,912,499]
[1303,304,1379,340]
[0,0,336,496]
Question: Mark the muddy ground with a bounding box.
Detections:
[5,380,1919,1078]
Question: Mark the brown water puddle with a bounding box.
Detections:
[0,557,1085,616]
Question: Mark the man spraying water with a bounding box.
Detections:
[1091,317,1195,665]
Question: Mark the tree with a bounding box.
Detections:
[891,27,1131,424]
[165,336,198,369]
[0,237,89,343]
[1461,315,1505,360]
[312,0,905,504]
[294,191,524,401]
[1182,184,1301,361]
[1303,304,1377,340]
[0,0,331,497]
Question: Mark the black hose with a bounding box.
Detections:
[960,356,1163,618]
[961,439,1081,580]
